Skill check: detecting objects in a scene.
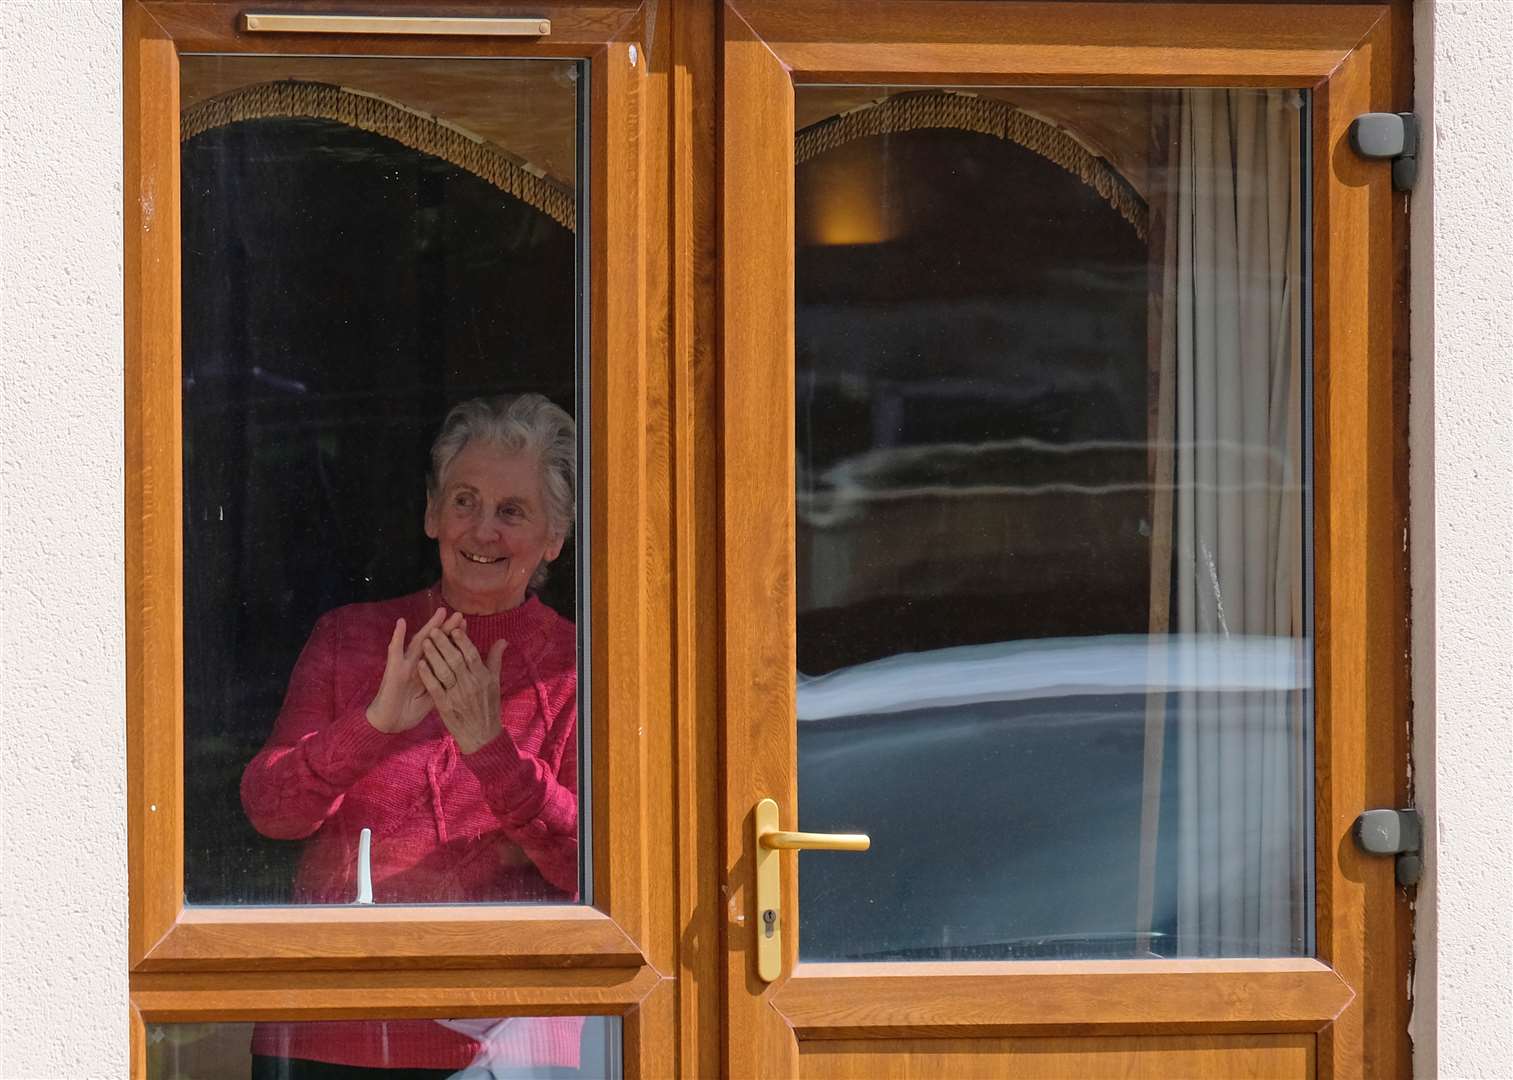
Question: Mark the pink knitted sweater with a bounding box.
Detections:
[241,585,581,1070]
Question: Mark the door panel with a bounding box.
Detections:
[796,1035,1314,1080]
[719,2,1408,1076]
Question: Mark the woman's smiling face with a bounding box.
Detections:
[425,440,565,615]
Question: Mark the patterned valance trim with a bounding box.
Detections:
[796,92,1148,242]
[181,80,576,232]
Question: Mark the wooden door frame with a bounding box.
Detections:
[121,0,1414,1074]
[124,0,678,1073]
[716,1,1412,1076]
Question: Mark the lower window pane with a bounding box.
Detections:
[146,1017,621,1079]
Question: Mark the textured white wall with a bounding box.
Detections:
[1410,2,1513,1079]
[0,2,1511,1078]
[0,2,127,1078]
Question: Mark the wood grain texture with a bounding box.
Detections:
[773,960,1353,1038]
[125,0,185,970]
[715,3,1407,1079]
[624,972,678,1080]
[131,964,661,1020]
[797,1034,1315,1079]
[130,1004,148,1078]
[719,1,801,1075]
[672,2,724,1077]
[142,1,641,55]
[125,2,1414,1075]
[126,0,669,1001]
[136,906,643,972]
[588,28,649,953]
[1310,11,1411,1080]
[729,0,1384,84]
[637,0,681,994]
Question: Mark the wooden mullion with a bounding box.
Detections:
[130,965,662,1020]
[671,0,723,1076]
[136,906,642,972]
[636,0,684,991]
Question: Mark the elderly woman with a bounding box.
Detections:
[241,394,582,1077]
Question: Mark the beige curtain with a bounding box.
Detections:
[1146,89,1308,956]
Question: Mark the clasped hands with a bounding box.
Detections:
[366,607,510,755]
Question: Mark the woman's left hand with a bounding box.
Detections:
[416,625,511,755]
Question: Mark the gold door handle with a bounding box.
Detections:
[754,798,870,982]
[760,829,871,852]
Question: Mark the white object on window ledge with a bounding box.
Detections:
[355,827,374,904]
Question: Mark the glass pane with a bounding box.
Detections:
[180,56,587,905]
[795,87,1311,960]
[147,1017,621,1079]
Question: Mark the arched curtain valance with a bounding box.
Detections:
[181,80,576,232]
[796,91,1148,242]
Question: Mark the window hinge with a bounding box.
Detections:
[1349,113,1419,191]
[1353,808,1422,886]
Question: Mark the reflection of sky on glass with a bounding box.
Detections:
[798,634,1312,717]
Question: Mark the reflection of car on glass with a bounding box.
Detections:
[797,632,1310,961]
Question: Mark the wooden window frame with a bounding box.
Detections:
[718,1,1411,1075]
[124,0,675,1073]
[122,1,1412,1075]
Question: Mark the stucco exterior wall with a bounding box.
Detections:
[1410,2,1513,1078]
[0,2,128,1078]
[1,1,1511,1078]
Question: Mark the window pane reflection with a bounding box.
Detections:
[146,1018,621,1079]
[794,87,1312,960]
[179,56,587,906]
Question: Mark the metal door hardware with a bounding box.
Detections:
[1349,113,1419,191]
[753,798,870,982]
[1353,808,1422,886]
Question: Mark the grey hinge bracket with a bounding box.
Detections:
[1354,808,1422,886]
[1349,112,1419,191]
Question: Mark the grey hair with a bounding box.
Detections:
[427,394,576,591]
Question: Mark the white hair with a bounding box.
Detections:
[427,394,576,591]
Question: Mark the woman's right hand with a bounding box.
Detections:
[366,607,462,734]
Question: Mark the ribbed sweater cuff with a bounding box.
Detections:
[306,707,395,788]
[459,736,546,825]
